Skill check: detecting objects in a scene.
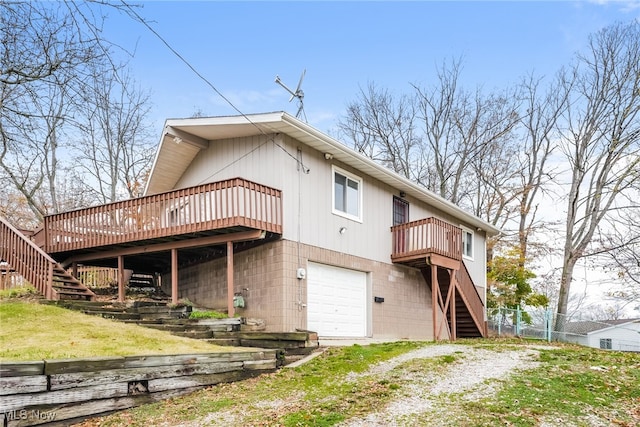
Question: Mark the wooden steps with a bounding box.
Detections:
[49,262,96,300]
[438,271,482,338]
[423,266,484,339]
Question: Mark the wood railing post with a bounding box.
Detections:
[46,263,54,300]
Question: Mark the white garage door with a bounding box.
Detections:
[307,262,367,337]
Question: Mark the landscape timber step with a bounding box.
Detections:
[83,311,141,321]
[142,324,211,332]
[140,323,184,332]
[204,338,241,346]
[120,319,163,325]
[136,306,181,314]
[239,339,312,349]
[171,330,214,339]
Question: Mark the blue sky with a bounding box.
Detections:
[105,1,640,133]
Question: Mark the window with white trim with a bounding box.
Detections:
[461,227,474,260]
[332,166,362,222]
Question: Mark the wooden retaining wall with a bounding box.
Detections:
[0,350,277,426]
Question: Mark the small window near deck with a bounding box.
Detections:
[462,227,474,260]
[333,166,362,222]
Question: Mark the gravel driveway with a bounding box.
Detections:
[340,344,543,426]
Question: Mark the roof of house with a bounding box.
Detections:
[585,319,640,335]
[565,318,640,335]
[144,111,501,237]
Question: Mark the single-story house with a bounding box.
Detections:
[566,319,640,352]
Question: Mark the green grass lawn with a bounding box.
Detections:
[0,301,233,361]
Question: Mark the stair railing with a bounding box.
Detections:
[1,216,56,298]
[455,261,487,336]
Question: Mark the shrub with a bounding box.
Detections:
[189,310,227,319]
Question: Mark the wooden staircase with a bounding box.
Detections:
[421,262,486,339]
[0,216,95,300]
[390,217,486,339]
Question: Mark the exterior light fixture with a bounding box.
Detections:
[339,227,347,234]
[324,153,334,160]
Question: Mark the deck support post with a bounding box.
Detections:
[117,256,125,303]
[171,248,178,305]
[449,270,456,341]
[431,265,438,341]
[71,262,78,278]
[227,241,234,318]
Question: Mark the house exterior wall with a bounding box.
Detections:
[586,322,640,352]
[162,239,440,340]
[173,133,489,297]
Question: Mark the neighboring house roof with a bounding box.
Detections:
[145,111,501,237]
[585,319,640,336]
[565,319,640,335]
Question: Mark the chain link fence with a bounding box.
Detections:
[487,306,640,353]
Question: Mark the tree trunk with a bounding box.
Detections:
[555,254,577,332]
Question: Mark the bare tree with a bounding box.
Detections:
[414,59,520,205]
[0,2,107,86]
[555,22,640,330]
[338,59,557,268]
[0,1,149,224]
[0,72,73,219]
[73,66,154,204]
[338,82,423,182]
[510,72,571,266]
[597,207,640,311]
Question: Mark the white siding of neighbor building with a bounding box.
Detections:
[586,322,640,352]
[174,133,488,290]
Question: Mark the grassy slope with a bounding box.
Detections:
[0,301,233,361]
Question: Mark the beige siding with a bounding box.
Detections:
[173,133,487,291]
[175,134,285,190]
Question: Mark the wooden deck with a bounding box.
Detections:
[34,178,282,259]
[2,178,282,302]
[391,217,462,267]
[391,217,486,339]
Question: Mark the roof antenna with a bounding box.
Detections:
[275,69,307,121]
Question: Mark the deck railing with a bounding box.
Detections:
[1,216,55,298]
[456,261,486,336]
[43,178,283,253]
[390,217,462,262]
